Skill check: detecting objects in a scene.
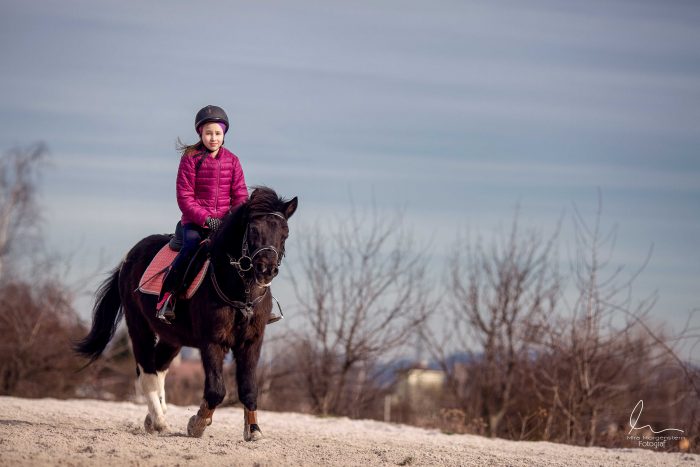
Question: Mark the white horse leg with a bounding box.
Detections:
[157,369,168,414]
[138,364,169,433]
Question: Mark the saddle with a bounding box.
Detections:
[138,222,210,299]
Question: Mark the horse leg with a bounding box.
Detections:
[154,341,181,415]
[234,336,264,441]
[187,342,227,437]
[126,309,168,434]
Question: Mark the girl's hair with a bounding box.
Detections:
[176,138,205,157]
[176,135,226,157]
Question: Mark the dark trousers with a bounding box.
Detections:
[160,223,206,298]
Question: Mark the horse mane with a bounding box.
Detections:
[247,185,290,215]
[213,186,288,246]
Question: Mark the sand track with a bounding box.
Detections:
[0,397,696,466]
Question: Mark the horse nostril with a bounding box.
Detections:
[255,262,277,278]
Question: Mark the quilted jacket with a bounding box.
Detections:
[176,146,248,227]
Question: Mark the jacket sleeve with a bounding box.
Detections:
[230,155,249,209]
[176,155,209,226]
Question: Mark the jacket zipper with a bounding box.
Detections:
[214,156,220,215]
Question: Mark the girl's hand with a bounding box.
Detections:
[206,216,222,231]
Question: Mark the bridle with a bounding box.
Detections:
[227,211,286,287]
[210,211,287,318]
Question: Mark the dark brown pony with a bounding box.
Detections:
[75,187,297,440]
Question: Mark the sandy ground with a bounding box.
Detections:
[0,396,697,466]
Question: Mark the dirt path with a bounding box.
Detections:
[0,396,696,466]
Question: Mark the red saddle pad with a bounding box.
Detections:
[138,244,209,299]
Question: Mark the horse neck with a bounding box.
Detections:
[211,208,243,258]
[209,211,248,295]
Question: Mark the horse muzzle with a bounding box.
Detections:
[253,258,278,287]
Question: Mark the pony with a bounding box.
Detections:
[74,186,297,440]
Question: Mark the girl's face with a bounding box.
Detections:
[200,122,224,153]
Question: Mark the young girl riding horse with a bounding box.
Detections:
[157,105,260,323]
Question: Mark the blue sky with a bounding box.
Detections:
[0,0,698,334]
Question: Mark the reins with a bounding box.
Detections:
[209,268,269,318]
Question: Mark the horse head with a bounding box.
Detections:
[216,187,298,288]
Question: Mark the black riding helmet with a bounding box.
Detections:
[195,105,229,134]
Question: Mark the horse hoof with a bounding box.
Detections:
[187,415,211,438]
[244,423,264,442]
[145,414,168,434]
[145,414,155,434]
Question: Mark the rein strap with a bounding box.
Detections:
[209,267,268,318]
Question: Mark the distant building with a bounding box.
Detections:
[395,367,445,404]
[388,364,446,423]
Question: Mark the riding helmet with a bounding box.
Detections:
[195,105,229,134]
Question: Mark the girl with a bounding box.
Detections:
[156,105,248,323]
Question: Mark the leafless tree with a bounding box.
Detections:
[0,145,97,398]
[288,208,433,416]
[0,144,46,281]
[527,195,670,446]
[0,271,88,397]
[626,308,700,400]
[414,197,697,451]
[424,213,560,437]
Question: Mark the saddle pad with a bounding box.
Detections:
[138,244,209,299]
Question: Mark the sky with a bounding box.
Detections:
[0,0,698,338]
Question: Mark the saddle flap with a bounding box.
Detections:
[138,244,209,299]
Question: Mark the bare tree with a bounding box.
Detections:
[623,308,700,400]
[0,144,98,398]
[0,144,46,281]
[288,208,433,416]
[0,280,88,397]
[528,196,663,446]
[424,213,560,437]
[418,198,697,450]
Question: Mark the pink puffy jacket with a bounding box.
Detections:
[176,147,248,227]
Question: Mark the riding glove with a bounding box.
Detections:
[206,216,222,231]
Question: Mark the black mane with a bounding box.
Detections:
[247,186,291,215]
[214,186,288,248]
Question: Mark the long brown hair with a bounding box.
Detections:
[176,137,206,157]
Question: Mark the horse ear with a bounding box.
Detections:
[284,197,298,218]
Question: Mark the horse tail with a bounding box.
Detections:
[73,264,124,363]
